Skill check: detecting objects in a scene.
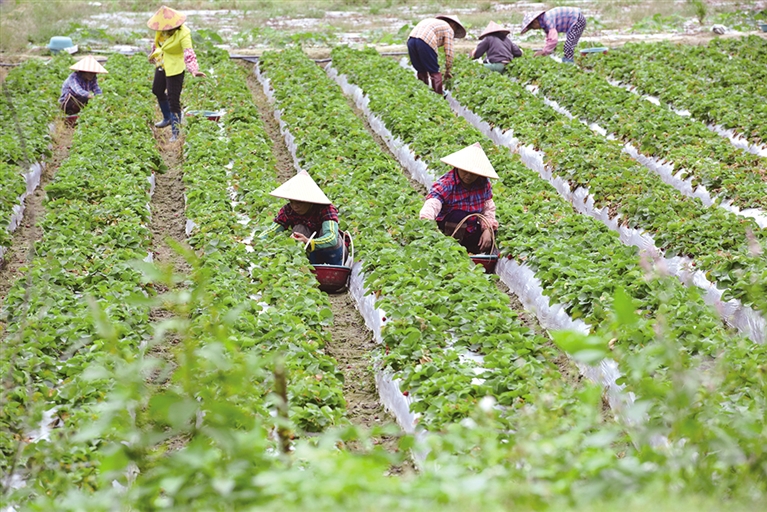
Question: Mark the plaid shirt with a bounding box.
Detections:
[426,169,493,226]
[409,18,455,70]
[540,7,583,33]
[59,72,102,104]
[261,203,343,250]
[539,7,583,55]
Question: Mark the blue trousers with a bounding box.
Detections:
[407,37,440,73]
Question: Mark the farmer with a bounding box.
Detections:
[420,143,499,254]
[58,56,107,115]
[147,5,206,141]
[260,171,346,266]
[407,14,466,95]
[520,7,587,64]
[470,21,523,73]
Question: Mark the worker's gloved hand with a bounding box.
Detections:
[533,50,545,57]
[291,232,309,244]
[478,228,493,253]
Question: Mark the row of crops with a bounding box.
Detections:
[0,57,70,259]
[1,37,766,508]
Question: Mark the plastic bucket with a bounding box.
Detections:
[470,254,498,273]
[580,47,609,55]
[185,110,224,122]
[760,23,767,33]
[311,264,351,293]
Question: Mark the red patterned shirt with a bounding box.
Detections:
[426,168,493,222]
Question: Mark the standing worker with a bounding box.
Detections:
[58,56,107,115]
[407,14,466,95]
[147,5,206,142]
[420,143,499,254]
[520,7,587,64]
[260,171,347,266]
[470,21,523,73]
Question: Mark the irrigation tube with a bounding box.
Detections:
[255,63,427,468]
[524,84,767,229]
[324,64,658,446]
[445,83,766,344]
[606,78,767,158]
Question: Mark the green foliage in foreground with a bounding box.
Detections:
[4,257,766,511]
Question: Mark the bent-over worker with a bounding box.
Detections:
[407,14,466,95]
[147,5,206,141]
[260,171,347,266]
[520,7,586,64]
[58,56,107,115]
[420,143,499,254]
[471,21,523,73]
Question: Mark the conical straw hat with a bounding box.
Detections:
[440,142,498,179]
[479,21,510,40]
[520,10,546,34]
[70,55,108,74]
[270,171,332,205]
[435,14,466,38]
[147,5,187,31]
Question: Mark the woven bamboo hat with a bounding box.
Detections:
[520,10,546,34]
[70,55,108,74]
[147,5,187,31]
[441,142,498,179]
[435,14,466,38]
[270,171,332,205]
[479,21,510,40]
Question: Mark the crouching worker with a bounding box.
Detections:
[260,171,346,266]
[420,143,499,254]
[471,21,522,73]
[59,56,107,115]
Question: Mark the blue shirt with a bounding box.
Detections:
[59,72,102,104]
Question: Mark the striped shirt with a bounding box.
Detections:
[540,7,583,54]
[409,18,455,70]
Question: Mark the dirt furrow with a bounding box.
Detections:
[0,119,73,307]
[147,119,191,378]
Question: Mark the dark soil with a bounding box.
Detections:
[325,293,413,473]
[244,66,295,182]
[147,114,192,376]
[0,119,73,308]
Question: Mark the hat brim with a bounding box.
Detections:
[520,10,546,35]
[479,29,510,40]
[436,16,466,38]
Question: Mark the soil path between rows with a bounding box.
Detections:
[0,119,73,308]
[244,63,412,471]
[147,120,192,391]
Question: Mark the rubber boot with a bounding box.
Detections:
[429,72,444,95]
[169,112,181,142]
[416,71,429,85]
[155,100,171,128]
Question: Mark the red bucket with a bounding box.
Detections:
[311,264,351,293]
[470,254,498,273]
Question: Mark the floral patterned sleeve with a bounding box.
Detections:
[183,47,200,75]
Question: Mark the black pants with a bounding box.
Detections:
[152,68,185,113]
[60,94,87,115]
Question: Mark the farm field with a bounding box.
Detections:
[2,1,767,510]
